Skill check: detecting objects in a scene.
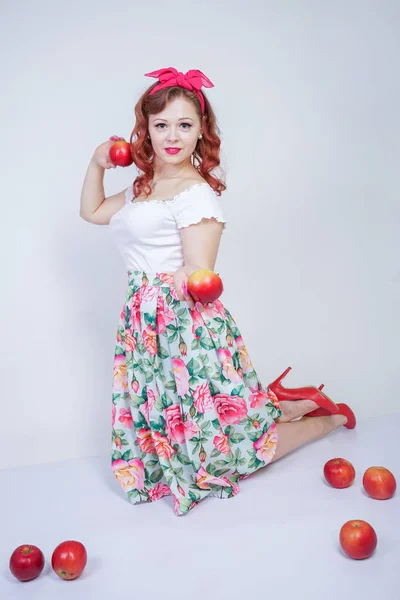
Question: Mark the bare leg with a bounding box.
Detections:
[271,414,348,463]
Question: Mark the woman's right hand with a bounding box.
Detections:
[90,139,117,170]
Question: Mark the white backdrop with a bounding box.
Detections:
[1,0,399,470]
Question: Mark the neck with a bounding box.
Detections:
[152,157,196,182]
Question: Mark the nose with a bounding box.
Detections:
[166,127,179,142]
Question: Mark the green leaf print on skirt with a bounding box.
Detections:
[111,271,282,516]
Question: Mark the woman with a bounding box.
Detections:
[79,67,355,516]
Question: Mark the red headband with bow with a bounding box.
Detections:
[144,67,214,114]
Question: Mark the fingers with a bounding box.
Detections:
[181,281,195,308]
[194,302,214,311]
[105,136,120,169]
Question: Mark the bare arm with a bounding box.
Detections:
[180,218,223,271]
[79,140,127,225]
[172,218,225,307]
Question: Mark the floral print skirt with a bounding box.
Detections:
[111,270,282,516]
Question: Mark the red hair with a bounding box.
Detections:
[129,83,226,199]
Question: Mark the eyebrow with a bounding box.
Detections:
[152,117,194,122]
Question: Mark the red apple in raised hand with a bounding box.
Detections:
[109,136,133,167]
[363,466,396,500]
[9,544,45,582]
[339,519,377,559]
[187,269,223,304]
[324,458,356,489]
[51,540,87,580]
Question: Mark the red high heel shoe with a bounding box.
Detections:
[268,366,339,413]
[303,384,356,429]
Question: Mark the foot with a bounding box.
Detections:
[305,403,356,429]
[277,399,320,422]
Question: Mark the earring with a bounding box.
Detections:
[198,134,203,139]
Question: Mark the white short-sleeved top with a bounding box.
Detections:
[109,182,227,273]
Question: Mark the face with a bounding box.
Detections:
[148,97,202,166]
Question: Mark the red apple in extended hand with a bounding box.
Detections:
[339,519,377,559]
[324,458,356,489]
[109,136,133,167]
[363,466,396,500]
[187,269,223,304]
[51,540,87,580]
[9,544,45,582]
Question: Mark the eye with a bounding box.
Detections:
[154,123,192,129]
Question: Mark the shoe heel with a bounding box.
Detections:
[270,366,292,387]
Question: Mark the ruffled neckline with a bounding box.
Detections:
[129,182,211,206]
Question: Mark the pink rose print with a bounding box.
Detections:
[213,430,230,454]
[218,348,232,362]
[147,483,171,501]
[131,378,139,393]
[118,407,134,429]
[156,273,174,286]
[183,418,200,440]
[214,394,248,426]
[113,354,128,392]
[142,325,157,355]
[193,381,214,413]
[236,336,253,373]
[130,291,141,331]
[140,285,159,303]
[223,477,240,495]
[112,458,145,491]
[164,406,198,444]
[226,331,234,347]
[217,348,243,384]
[156,294,176,334]
[191,310,204,329]
[112,404,116,427]
[125,330,137,353]
[172,358,190,396]
[202,300,226,320]
[267,389,280,409]
[249,386,269,410]
[171,288,180,301]
[153,431,176,459]
[147,388,156,412]
[253,423,278,463]
[196,467,232,490]
[173,495,181,514]
[164,404,186,444]
[191,310,204,340]
[137,428,156,453]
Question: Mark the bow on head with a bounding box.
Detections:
[144,67,214,114]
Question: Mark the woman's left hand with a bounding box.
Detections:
[172,265,197,308]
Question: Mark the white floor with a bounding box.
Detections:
[1,413,399,600]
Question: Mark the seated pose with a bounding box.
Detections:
[79,67,356,516]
